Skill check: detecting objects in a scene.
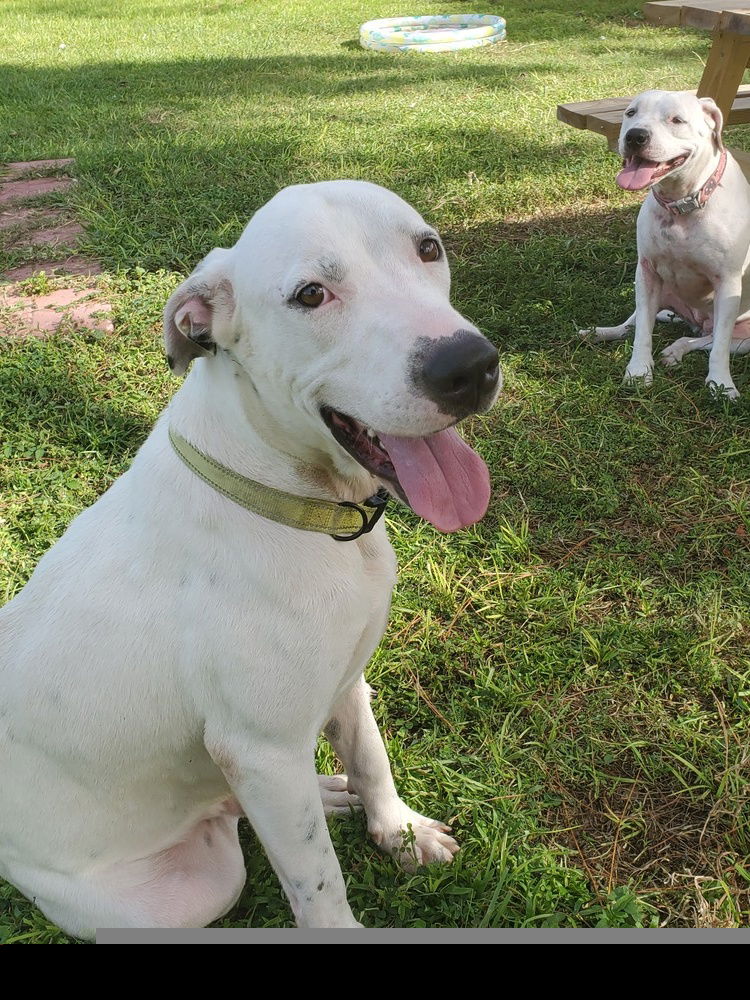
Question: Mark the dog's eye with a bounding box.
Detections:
[296,283,326,308]
[625,108,636,118]
[670,116,685,125]
[418,238,441,262]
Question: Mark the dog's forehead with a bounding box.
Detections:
[227,181,439,295]
[628,90,702,120]
[238,181,428,256]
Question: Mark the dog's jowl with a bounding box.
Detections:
[0,180,501,935]
[581,89,750,399]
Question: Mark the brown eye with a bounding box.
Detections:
[296,283,325,307]
[418,238,441,262]
[671,116,685,125]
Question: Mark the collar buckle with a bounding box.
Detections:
[671,191,703,215]
[332,488,389,542]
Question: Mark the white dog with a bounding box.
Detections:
[0,180,501,936]
[582,90,750,399]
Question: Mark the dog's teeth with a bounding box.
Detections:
[366,428,375,439]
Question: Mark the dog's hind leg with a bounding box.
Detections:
[661,334,714,367]
[6,810,246,939]
[580,311,635,342]
[662,321,750,372]
[325,677,459,872]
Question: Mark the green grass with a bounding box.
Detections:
[1,1,750,940]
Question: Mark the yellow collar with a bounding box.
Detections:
[169,427,388,541]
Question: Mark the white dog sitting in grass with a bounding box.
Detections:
[582,89,750,399]
[0,180,501,937]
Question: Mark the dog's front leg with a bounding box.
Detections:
[706,280,743,399]
[206,731,361,927]
[624,260,661,384]
[325,677,459,871]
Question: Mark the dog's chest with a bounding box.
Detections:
[189,524,398,727]
[640,209,720,309]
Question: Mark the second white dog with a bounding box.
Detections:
[582,89,750,399]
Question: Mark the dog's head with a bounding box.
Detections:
[616,90,723,192]
[163,181,501,532]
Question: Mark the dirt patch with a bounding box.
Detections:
[0,158,111,335]
[0,176,76,204]
[4,158,76,176]
[545,771,749,926]
[0,285,113,338]
[3,257,103,281]
[9,220,85,249]
[0,158,102,289]
[0,206,40,231]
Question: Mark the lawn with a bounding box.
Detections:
[1,0,749,940]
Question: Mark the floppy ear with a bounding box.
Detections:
[699,97,724,151]
[164,248,234,376]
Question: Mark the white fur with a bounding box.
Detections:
[581,90,750,399]
[0,180,492,936]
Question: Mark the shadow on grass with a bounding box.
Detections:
[14,0,676,43]
[0,51,560,100]
[0,336,155,460]
[439,203,641,350]
[419,0,702,42]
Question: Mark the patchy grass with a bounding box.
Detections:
[1,0,750,940]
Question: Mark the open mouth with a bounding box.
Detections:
[616,152,689,191]
[320,405,491,533]
[321,407,401,493]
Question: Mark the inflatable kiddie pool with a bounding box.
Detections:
[359,14,507,54]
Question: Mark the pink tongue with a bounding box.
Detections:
[617,157,660,191]
[378,427,490,533]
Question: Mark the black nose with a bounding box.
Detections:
[625,127,649,148]
[417,330,500,417]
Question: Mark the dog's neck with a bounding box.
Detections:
[168,352,380,505]
[653,142,723,202]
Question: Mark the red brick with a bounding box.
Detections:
[5,158,75,177]
[0,176,75,204]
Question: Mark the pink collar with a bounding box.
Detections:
[652,149,727,216]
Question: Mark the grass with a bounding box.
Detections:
[1,0,750,940]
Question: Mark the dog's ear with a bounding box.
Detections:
[164,248,234,376]
[699,97,724,151]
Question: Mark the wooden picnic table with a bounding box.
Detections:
[644,1,750,121]
[558,1,750,174]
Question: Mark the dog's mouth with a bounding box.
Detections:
[322,407,400,490]
[616,152,689,191]
[320,406,491,533]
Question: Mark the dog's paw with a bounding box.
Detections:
[624,362,653,385]
[656,309,682,325]
[706,377,740,401]
[369,805,459,871]
[660,338,691,367]
[318,774,362,816]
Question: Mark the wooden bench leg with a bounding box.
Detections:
[697,20,750,121]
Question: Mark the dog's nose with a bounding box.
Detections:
[625,127,649,148]
[419,330,499,416]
